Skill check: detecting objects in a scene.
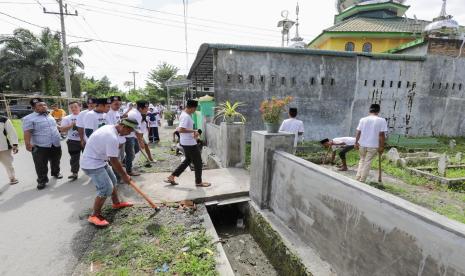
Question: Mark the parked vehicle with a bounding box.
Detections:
[0,105,34,118]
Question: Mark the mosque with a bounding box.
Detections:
[308,0,464,55]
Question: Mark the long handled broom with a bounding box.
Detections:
[378,152,383,183]
[129,180,159,210]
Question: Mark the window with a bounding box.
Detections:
[249,75,255,84]
[362,42,372,53]
[364,80,368,86]
[439,83,442,89]
[227,74,231,82]
[431,82,435,89]
[397,81,402,88]
[390,81,394,88]
[291,77,296,86]
[412,82,416,89]
[310,77,315,85]
[331,78,335,86]
[271,75,276,86]
[452,83,456,90]
[260,75,265,84]
[238,74,243,83]
[281,77,286,86]
[373,80,376,87]
[460,83,463,91]
[445,83,449,90]
[345,42,355,52]
[406,81,410,88]
[321,78,325,85]
[381,80,385,88]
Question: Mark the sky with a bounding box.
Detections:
[0,0,464,92]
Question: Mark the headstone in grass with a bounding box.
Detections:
[387,148,400,164]
[438,154,448,177]
[449,139,456,150]
[456,152,463,165]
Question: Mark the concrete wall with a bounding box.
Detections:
[264,157,465,274]
[213,50,465,140]
[205,122,245,168]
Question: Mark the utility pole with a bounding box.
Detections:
[44,1,78,99]
[129,71,139,92]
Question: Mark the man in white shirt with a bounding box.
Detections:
[76,98,96,148]
[59,101,82,180]
[81,119,137,227]
[147,107,160,143]
[165,100,210,187]
[84,98,111,138]
[106,96,122,125]
[355,104,388,182]
[279,108,304,147]
[124,100,149,176]
[320,137,356,171]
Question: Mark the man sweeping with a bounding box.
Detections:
[320,137,356,171]
[355,104,387,183]
[165,100,210,187]
[81,118,138,227]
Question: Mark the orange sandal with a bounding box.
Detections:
[112,202,134,209]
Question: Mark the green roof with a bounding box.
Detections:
[327,17,430,33]
[335,1,409,23]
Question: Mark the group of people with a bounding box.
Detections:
[278,104,387,183]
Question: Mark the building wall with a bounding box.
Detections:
[315,36,415,53]
[213,49,465,140]
[265,150,465,275]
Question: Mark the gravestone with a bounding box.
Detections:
[438,154,448,177]
[456,152,463,164]
[387,148,400,164]
[449,139,457,150]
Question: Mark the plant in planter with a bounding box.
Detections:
[214,101,246,124]
[164,111,175,126]
[259,96,293,133]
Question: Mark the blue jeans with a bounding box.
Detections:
[82,165,117,197]
[124,137,140,173]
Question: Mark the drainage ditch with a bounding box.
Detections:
[207,201,311,276]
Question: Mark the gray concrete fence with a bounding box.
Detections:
[205,122,245,168]
[250,131,465,276]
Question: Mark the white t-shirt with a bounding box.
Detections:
[84,110,107,132]
[76,109,90,128]
[147,112,160,128]
[178,111,196,146]
[279,118,305,146]
[356,115,388,148]
[81,125,120,169]
[106,109,122,125]
[61,114,80,141]
[125,109,143,138]
[331,137,356,151]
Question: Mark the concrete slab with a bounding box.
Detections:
[119,168,250,204]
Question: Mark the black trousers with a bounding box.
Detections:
[67,140,81,174]
[339,145,355,160]
[149,127,159,142]
[172,145,203,184]
[32,145,62,184]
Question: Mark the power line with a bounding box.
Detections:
[0,11,195,54]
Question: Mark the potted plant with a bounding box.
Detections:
[214,101,246,124]
[164,111,175,126]
[260,96,293,133]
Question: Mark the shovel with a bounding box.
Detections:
[378,152,383,183]
[129,180,160,210]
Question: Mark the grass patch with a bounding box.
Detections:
[85,207,218,276]
[11,119,24,144]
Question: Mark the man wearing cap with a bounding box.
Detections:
[355,104,388,182]
[165,100,211,187]
[76,98,96,148]
[279,107,305,147]
[106,96,123,125]
[84,98,111,138]
[124,100,149,176]
[59,101,82,180]
[22,98,63,190]
[81,119,137,227]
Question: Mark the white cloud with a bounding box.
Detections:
[0,0,463,91]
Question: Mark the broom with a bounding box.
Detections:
[129,180,159,210]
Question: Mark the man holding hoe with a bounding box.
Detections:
[81,118,138,227]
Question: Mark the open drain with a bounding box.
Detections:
[207,202,279,276]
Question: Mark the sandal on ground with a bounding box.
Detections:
[9,179,19,185]
[88,214,109,227]
[196,182,211,187]
[164,179,179,185]
[112,201,134,209]
[128,171,141,176]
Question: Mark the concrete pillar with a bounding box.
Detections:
[220,122,245,168]
[250,131,295,209]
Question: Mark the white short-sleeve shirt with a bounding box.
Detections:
[178,111,196,146]
[84,110,107,132]
[76,109,89,128]
[61,114,80,141]
[279,118,305,146]
[356,115,388,148]
[106,109,122,125]
[81,125,120,169]
[331,137,356,151]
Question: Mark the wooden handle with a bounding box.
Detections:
[378,153,382,182]
[129,180,158,209]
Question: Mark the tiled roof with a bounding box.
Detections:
[326,17,431,33]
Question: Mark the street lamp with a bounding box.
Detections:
[67,39,93,46]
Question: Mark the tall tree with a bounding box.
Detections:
[146,62,179,90]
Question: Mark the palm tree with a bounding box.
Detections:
[0,28,84,95]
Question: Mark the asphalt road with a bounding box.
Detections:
[0,141,96,276]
